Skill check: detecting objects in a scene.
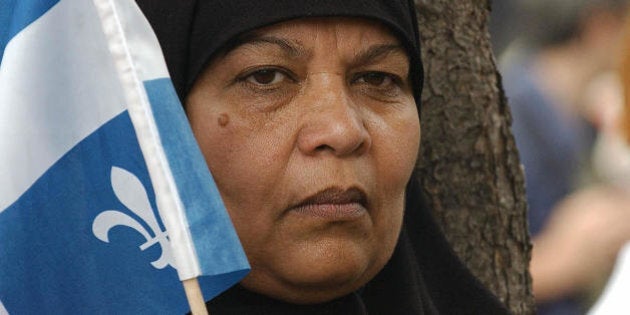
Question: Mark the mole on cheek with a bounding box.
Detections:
[218,113,230,127]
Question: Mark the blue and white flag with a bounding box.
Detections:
[0,0,250,313]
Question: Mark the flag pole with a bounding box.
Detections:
[183,278,209,315]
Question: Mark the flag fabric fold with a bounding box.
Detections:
[0,0,250,313]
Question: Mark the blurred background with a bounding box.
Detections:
[490,1,630,314]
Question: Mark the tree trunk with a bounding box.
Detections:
[414,1,535,314]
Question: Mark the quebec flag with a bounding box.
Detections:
[0,0,249,314]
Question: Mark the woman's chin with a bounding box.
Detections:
[240,271,364,305]
[239,240,387,304]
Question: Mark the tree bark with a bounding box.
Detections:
[414,1,535,313]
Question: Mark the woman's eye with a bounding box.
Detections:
[355,72,398,88]
[245,69,286,85]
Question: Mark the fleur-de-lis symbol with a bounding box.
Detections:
[92,166,175,270]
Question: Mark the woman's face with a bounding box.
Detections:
[186,17,420,303]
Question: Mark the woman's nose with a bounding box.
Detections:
[297,74,372,157]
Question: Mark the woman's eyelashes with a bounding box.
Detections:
[236,67,297,92]
[351,70,409,100]
[353,71,403,88]
[247,69,285,85]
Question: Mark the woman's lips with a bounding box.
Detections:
[289,187,368,220]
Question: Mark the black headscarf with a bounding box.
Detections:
[136,1,510,314]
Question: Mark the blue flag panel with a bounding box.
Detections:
[0,113,193,314]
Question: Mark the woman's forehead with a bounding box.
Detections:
[251,17,398,40]
[220,17,406,59]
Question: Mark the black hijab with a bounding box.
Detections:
[136,1,509,314]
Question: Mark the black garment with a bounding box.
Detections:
[137,0,510,313]
[207,285,369,315]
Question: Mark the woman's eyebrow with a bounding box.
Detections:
[225,34,306,59]
[351,44,407,68]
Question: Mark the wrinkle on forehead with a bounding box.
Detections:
[306,18,399,54]
[192,17,410,96]
[232,35,308,59]
[252,17,400,51]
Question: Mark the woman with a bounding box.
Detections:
[138,0,509,313]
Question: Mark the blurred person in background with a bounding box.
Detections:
[497,0,630,314]
[589,16,630,314]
